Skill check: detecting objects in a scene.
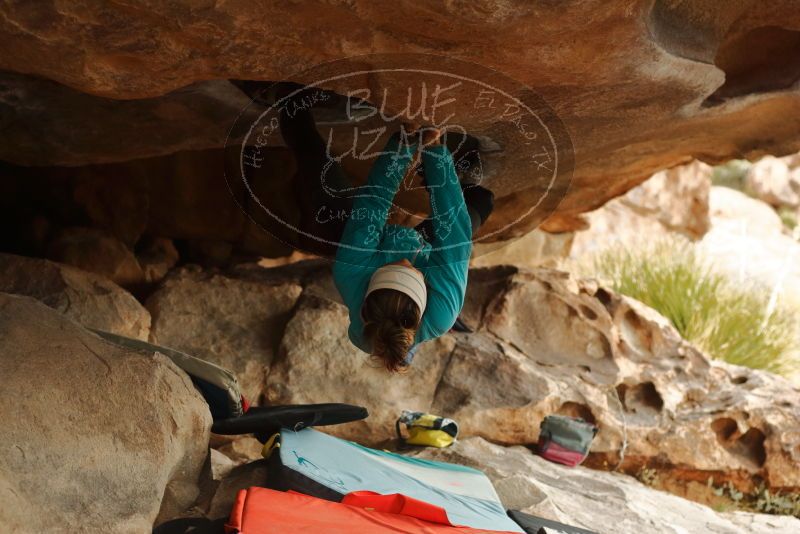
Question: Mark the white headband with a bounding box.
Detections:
[365,265,427,314]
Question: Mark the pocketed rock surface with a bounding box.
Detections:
[145,260,800,501]
[2,254,799,530]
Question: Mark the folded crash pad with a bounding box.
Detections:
[211,403,368,442]
[264,427,524,533]
[225,487,522,534]
[507,510,597,534]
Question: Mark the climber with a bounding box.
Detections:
[235,81,494,371]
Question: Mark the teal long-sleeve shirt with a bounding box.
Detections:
[332,134,472,354]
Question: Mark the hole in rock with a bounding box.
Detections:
[711,418,767,468]
[557,401,596,425]
[594,288,613,310]
[730,376,748,385]
[737,428,767,467]
[704,26,800,105]
[620,309,653,355]
[711,417,739,441]
[617,382,663,414]
[580,305,598,321]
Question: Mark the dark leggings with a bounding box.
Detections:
[280,103,494,257]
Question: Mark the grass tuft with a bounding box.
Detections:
[711,159,751,192]
[590,240,799,376]
[778,207,798,231]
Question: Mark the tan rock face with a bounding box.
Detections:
[745,155,800,210]
[154,260,800,500]
[47,226,145,288]
[0,293,211,532]
[449,266,800,493]
[570,160,712,257]
[0,252,151,339]
[146,266,303,403]
[265,293,455,444]
[699,186,800,306]
[1,1,799,239]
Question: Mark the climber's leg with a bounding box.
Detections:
[277,85,353,256]
[462,184,495,236]
[414,183,493,335]
[414,183,494,241]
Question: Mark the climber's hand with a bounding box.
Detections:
[419,127,442,147]
[399,121,421,146]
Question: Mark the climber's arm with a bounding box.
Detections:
[416,143,472,339]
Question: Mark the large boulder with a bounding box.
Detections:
[446,266,800,497]
[745,155,800,209]
[146,266,303,403]
[149,260,800,503]
[0,293,211,532]
[149,260,456,445]
[570,160,712,258]
[46,226,145,288]
[698,186,800,306]
[0,253,151,339]
[470,229,574,269]
[1,2,800,238]
[414,438,800,534]
[265,292,455,444]
[705,185,786,236]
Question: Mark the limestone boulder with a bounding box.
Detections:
[571,160,712,258]
[470,229,574,269]
[141,260,799,503]
[47,226,145,288]
[137,237,180,285]
[148,260,455,445]
[438,266,800,497]
[146,266,303,403]
[706,185,786,237]
[1,2,800,238]
[745,155,800,209]
[0,252,151,339]
[265,292,455,444]
[414,438,800,534]
[622,160,712,239]
[699,186,800,305]
[0,293,211,532]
